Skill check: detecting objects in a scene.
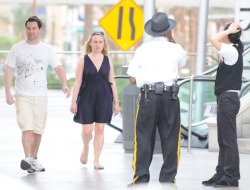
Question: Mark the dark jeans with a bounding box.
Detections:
[213,92,240,183]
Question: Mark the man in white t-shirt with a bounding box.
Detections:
[4,16,71,173]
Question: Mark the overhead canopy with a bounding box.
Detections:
[0,0,235,8]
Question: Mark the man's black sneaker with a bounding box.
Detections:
[212,179,239,187]
[202,178,217,186]
[20,157,36,174]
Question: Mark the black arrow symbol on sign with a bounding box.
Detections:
[129,7,135,40]
[117,6,135,41]
[117,7,123,39]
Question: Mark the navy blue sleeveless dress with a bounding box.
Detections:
[73,55,113,124]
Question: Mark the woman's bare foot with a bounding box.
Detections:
[94,163,104,170]
[80,147,89,165]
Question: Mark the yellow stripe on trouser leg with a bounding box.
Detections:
[177,123,181,166]
[132,103,140,183]
[132,176,139,184]
[174,123,182,183]
[168,123,181,184]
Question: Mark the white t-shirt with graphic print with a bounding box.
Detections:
[5,41,61,96]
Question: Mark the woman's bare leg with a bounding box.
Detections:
[93,123,105,169]
[80,124,93,164]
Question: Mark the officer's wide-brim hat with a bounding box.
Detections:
[144,12,176,37]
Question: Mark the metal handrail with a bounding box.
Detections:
[181,74,250,153]
[0,50,211,55]
[106,75,129,133]
[186,75,215,153]
[0,49,218,65]
[240,81,250,97]
[181,123,208,141]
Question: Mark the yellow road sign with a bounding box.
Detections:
[99,0,143,51]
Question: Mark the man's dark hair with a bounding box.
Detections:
[25,16,42,29]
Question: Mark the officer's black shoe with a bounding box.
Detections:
[159,179,176,183]
[127,183,134,188]
[127,182,148,189]
[202,178,217,186]
[212,179,239,187]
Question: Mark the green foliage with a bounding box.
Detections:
[11,6,31,38]
[0,36,19,72]
[115,78,130,111]
[0,36,19,50]
[0,76,4,87]
[47,77,75,89]
[113,62,123,75]
[47,75,63,89]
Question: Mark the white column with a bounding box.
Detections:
[196,0,209,74]
[143,0,155,42]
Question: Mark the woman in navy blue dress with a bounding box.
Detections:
[70,31,120,169]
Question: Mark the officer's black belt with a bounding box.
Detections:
[141,84,171,92]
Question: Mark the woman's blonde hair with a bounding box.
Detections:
[83,31,109,56]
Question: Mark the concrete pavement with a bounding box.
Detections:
[1,89,250,190]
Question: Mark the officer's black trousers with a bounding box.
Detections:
[132,91,181,183]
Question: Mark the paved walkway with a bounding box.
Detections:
[1,89,250,190]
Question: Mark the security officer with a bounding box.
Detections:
[127,12,186,184]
